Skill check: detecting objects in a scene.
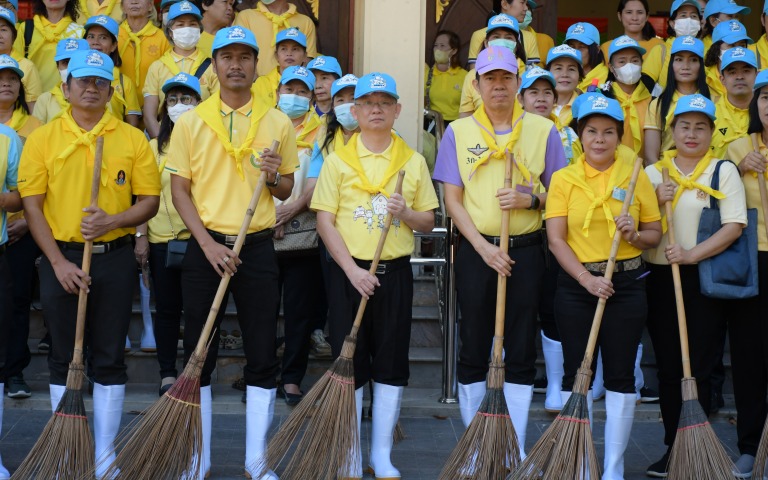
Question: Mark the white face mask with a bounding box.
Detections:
[673,17,700,37]
[59,67,68,84]
[520,10,533,29]
[162,12,169,26]
[172,26,201,49]
[168,103,195,123]
[488,38,517,53]
[614,63,641,84]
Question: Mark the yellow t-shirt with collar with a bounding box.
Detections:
[281,110,322,206]
[424,64,467,122]
[467,26,541,65]
[233,1,318,76]
[13,16,84,92]
[644,91,683,160]
[31,86,67,124]
[712,95,749,158]
[110,67,142,120]
[147,138,189,244]
[727,135,768,251]
[198,30,215,58]
[17,111,160,242]
[642,37,674,87]
[253,66,281,107]
[76,0,123,25]
[546,154,660,263]
[118,21,171,98]
[755,34,768,69]
[143,49,219,109]
[553,91,577,128]
[311,135,439,261]
[165,95,299,234]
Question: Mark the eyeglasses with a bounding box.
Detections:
[73,76,111,90]
[354,100,396,109]
[166,94,196,107]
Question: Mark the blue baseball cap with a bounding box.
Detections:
[167,1,201,22]
[212,26,259,54]
[519,66,555,90]
[331,73,358,97]
[720,46,757,71]
[608,35,647,59]
[565,22,600,46]
[546,44,582,66]
[0,54,22,78]
[486,14,520,35]
[160,0,181,8]
[307,56,342,78]
[280,65,315,90]
[764,0,768,14]
[712,19,753,45]
[161,72,201,96]
[67,49,114,81]
[704,0,750,18]
[354,72,398,100]
[4,0,16,11]
[527,0,537,8]
[84,15,119,38]
[55,38,90,61]
[753,70,768,91]
[671,36,705,57]
[573,93,624,122]
[276,27,307,48]
[670,0,701,16]
[0,7,15,31]
[673,93,716,120]
[476,46,519,75]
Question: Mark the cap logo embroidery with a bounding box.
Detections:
[572,24,585,35]
[175,73,188,82]
[228,27,246,39]
[66,39,79,50]
[491,15,515,27]
[286,28,299,37]
[730,21,741,32]
[526,67,548,79]
[731,47,746,58]
[313,57,325,66]
[592,96,609,110]
[295,67,308,77]
[180,2,192,11]
[95,16,108,24]
[682,36,696,45]
[0,56,14,67]
[552,45,575,54]
[370,74,387,89]
[86,51,104,66]
[689,96,707,109]
[615,36,635,47]
[338,74,357,86]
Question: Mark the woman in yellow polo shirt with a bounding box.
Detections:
[118,0,170,97]
[643,93,747,477]
[600,0,664,61]
[199,0,234,57]
[252,27,308,108]
[565,22,609,92]
[545,44,583,130]
[31,38,88,123]
[546,93,661,479]
[644,36,709,165]
[702,19,751,101]
[0,55,42,142]
[0,7,42,112]
[425,30,467,123]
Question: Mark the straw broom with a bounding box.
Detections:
[260,171,406,480]
[96,140,279,480]
[512,154,644,480]
[11,137,104,480]
[438,152,519,480]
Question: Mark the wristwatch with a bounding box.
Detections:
[135,232,145,238]
[266,172,281,188]
[528,194,541,210]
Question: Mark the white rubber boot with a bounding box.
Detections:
[541,332,564,412]
[367,382,402,478]
[341,387,364,479]
[458,381,486,428]
[592,352,605,400]
[503,383,533,460]
[50,383,66,413]
[139,275,156,351]
[200,385,212,478]
[602,391,636,480]
[0,384,9,480]
[561,390,593,426]
[634,343,644,402]
[93,383,125,480]
[245,386,278,479]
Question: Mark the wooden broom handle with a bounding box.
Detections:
[193,140,279,355]
[491,152,514,361]
[349,170,406,335]
[73,136,104,359]
[662,168,692,378]
[583,154,644,361]
[751,133,768,243]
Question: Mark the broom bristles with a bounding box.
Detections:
[510,366,601,480]
[11,362,95,480]
[752,415,768,478]
[667,378,735,480]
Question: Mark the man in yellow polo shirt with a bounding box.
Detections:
[166,26,297,480]
[17,49,160,478]
[712,46,756,157]
[433,45,567,457]
[468,0,547,66]
[311,72,438,478]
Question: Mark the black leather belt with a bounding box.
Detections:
[354,256,410,275]
[584,256,643,274]
[57,235,131,254]
[482,230,543,249]
[207,229,273,247]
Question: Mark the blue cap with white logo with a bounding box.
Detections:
[608,35,647,59]
[67,49,114,81]
[673,93,716,120]
[712,19,753,45]
[720,46,757,71]
[704,0,750,18]
[565,22,600,46]
[573,92,624,123]
[212,26,259,54]
[331,74,358,98]
[276,27,307,48]
[671,36,705,57]
[84,15,119,38]
[0,54,22,78]
[162,72,201,96]
[55,38,90,62]
[753,69,768,91]
[546,44,583,67]
[307,56,342,78]
[168,1,201,22]
[280,65,316,90]
[519,66,555,91]
[670,0,701,16]
[486,14,520,35]
[0,7,15,31]
[354,72,398,100]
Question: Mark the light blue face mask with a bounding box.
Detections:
[334,102,358,131]
[278,93,310,119]
[488,38,517,53]
[520,10,533,29]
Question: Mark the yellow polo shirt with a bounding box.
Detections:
[727,136,768,251]
[642,37,674,87]
[756,34,768,69]
[601,36,664,62]
[424,64,467,122]
[311,135,439,260]
[467,26,540,64]
[31,86,67,123]
[13,16,84,92]
[148,138,189,244]
[536,32,554,67]
[76,0,123,24]
[143,50,219,109]
[712,96,749,158]
[110,68,142,119]
[9,113,42,142]
[17,111,160,242]
[253,66,281,107]
[233,2,317,76]
[11,57,43,103]
[644,92,682,160]
[199,30,215,58]
[165,95,299,234]
[118,21,171,98]
[553,91,577,128]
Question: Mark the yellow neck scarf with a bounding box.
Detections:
[705,65,725,100]
[469,106,528,182]
[119,20,156,83]
[49,83,68,120]
[160,50,206,77]
[579,63,609,92]
[335,132,413,197]
[195,87,271,180]
[54,109,112,184]
[295,110,322,149]
[29,16,74,59]
[716,98,749,146]
[257,1,296,48]
[79,0,117,19]
[5,108,27,133]
[612,82,650,155]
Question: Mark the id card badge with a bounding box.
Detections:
[612,187,627,202]
[516,184,533,195]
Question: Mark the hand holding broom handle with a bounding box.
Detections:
[491,153,514,361]
[751,133,768,243]
[192,140,279,356]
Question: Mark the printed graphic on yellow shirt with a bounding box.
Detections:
[352,193,401,234]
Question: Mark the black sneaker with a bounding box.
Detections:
[533,375,548,394]
[646,450,670,478]
[6,374,31,399]
[640,386,660,403]
[38,333,51,353]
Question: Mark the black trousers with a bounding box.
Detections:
[279,252,327,386]
[182,236,280,388]
[727,252,768,456]
[0,253,13,375]
[4,232,40,377]
[326,256,413,390]
[539,249,560,341]
[149,242,184,380]
[646,263,727,447]
[556,265,647,394]
[39,244,134,385]
[455,239,544,385]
